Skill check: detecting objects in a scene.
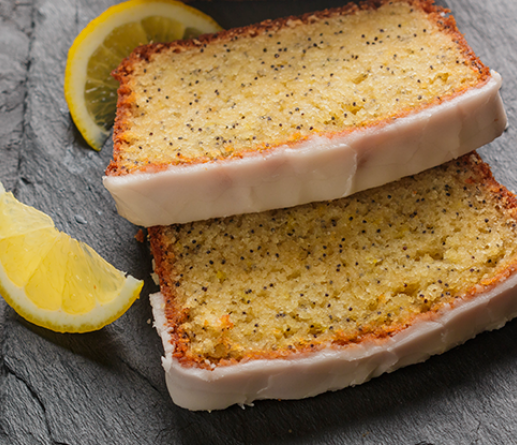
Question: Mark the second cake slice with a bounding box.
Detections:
[149,152,517,410]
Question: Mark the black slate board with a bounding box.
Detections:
[1,1,517,444]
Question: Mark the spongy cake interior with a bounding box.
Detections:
[149,154,517,368]
[112,0,486,175]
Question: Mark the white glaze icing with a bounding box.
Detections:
[104,72,506,226]
[150,271,517,411]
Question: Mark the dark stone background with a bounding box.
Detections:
[0,1,516,444]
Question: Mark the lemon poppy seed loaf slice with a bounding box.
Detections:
[149,152,517,410]
[104,0,505,226]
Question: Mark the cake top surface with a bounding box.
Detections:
[149,154,517,368]
[109,0,488,176]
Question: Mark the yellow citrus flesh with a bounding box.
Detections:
[64,0,222,150]
[0,185,143,333]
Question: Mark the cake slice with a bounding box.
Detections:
[149,152,517,411]
[104,0,506,226]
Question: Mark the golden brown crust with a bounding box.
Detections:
[148,225,192,362]
[107,0,490,177]
[112,0,474,70]
[148,153,517,369]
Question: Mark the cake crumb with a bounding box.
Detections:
[134,229,145,243]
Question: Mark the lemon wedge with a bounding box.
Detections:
[64,0,222,150]
[0,183,143,333]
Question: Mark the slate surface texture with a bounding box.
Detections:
[1,0,516,444]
